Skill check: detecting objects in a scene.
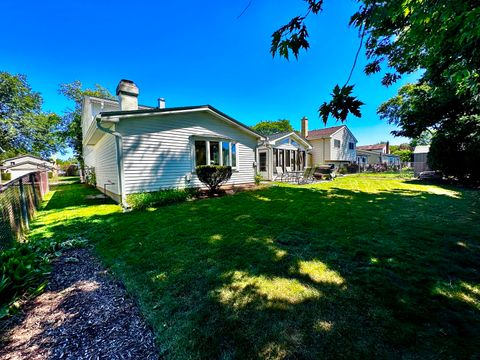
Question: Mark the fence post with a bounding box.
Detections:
[30,173,38,208]
[19,178,29,230]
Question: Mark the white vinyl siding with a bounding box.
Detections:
[94,134,120,195]
[329,128,356,162]
[310,138,330,165]
[118,112,257,194]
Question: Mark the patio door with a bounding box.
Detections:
[258,150,269,180]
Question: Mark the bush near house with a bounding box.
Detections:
[196,165,232,194]
[1,172,11,181]
[126,188,198,210]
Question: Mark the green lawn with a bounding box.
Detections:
[29,175,480,359]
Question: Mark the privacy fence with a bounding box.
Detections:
[0,171,49,249]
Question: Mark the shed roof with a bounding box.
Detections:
[413,145,430,154]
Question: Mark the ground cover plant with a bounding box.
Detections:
[26,175,480,359]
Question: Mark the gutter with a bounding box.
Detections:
[95,115,127,208]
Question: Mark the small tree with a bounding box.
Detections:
[196,165,232,194]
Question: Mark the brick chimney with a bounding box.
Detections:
[116,79,139,111]
[301,116,308,138]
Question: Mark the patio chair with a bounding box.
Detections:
[284,166,294,182]
[274,166,287,182]
[297,167,316,184]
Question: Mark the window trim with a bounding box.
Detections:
[192,136,239,172]
[334,139,341,149]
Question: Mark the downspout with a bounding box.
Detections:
[95,115,127,208]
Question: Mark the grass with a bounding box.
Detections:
[28,174,480,359]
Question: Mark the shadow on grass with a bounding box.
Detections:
[25,182,480,359]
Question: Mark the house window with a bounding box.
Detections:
[231,143,237,167]
[349,142,355,150]
[10,162,15,166]
[222,142,230,167]
[259,152,267,172]
[195,141,206,167]
[210,141,220,165]
[285,150,290,167]
[194,140,237,168]
[334,139,341,148]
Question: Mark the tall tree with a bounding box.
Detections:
[251,119,294,136]
[58,81,114,166]
[0,71,63,160]
[270,0,479,125]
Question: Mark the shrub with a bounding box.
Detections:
[126,188,197,210]
[346,163,359,173]
[0,237,88,318]
[84,167,96,186]
[254,174,263,185]
[1,172,11,181]
[48,172,53,179]
[196,165,232,193]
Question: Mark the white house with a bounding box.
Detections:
[256,131,312,180]
[301,117,357,167]
[0,155,56,182]
[82,79,264,205]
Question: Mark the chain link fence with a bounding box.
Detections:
[0,171,49,249]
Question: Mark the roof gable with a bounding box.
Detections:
[268,131,312,149]
[306,125,357,143]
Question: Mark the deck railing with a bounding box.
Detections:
[0,171,49,249]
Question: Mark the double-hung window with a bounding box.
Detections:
[334,139,341,148]
[194,139,238,169]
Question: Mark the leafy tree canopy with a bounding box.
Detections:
[271,0,480,125]
[0,71,63,160]
[58,81,114,165]
[251,119,294,136]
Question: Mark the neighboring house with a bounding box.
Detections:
[356,149,381,168]
[413,145,430,176]
[256,131,312,180]
[0,155,56,182]
[302,117,357,167]
[356,143,401,167]
[82,79,264,205]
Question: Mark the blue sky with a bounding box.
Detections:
[1,0,413,159]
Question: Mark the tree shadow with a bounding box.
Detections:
[16,182,480,359]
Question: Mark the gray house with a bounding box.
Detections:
[82,79,264,206]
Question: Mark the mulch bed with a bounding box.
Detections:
[0,248,159,360]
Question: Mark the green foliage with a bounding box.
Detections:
[251,119,293,136]
[0,71,63,158]
[1,171,11,181]
[391,149,412,163]
[410,131,434,147]
[272,1,480,132]
[84,167,96,187]
[428,116,480,182]
[127,188,197,210]
[58,81,114,166]
[0,236,88,318]
[196,165,233,193]
[254,173,263,185]
[319,85,364,124]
